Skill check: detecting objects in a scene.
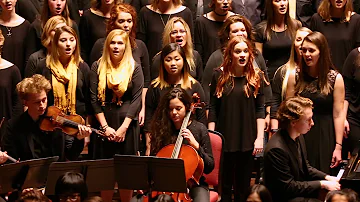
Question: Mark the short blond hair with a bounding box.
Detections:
[16,74,51,101]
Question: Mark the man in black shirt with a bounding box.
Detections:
[2,74,91,162]
[264,96,340,202]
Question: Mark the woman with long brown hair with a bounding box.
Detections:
[286,31,345,175]
[254,0,301,80]
[310,0,360,73]
[208,36,266,202]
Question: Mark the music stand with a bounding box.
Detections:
[114,155,187,200]
[0,156,59,194]
[45,158,114,196]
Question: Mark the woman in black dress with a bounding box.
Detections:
[208,36,266,202]
[254,0,301,80]
[194,0,235,66]
[0,30,22,145]
[26,0,79,62]
[0,0,30,76]
[137,0,193,62]
[286,32,345,175]
[25,16,67,77]
[145,43,207,156]
[270,27,312,131]
[79,0,120,63]
[90,3,150,126]
[150,87,214,202]
[310,0,360,73]
[151,17,203,82]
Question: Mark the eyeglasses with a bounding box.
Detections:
[170,29,187,36]
[59,194,80,202]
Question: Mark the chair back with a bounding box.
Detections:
[204,130,224,188]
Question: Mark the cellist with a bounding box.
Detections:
[149,87,214,201]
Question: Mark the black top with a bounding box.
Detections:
[209,68,265,152]
[254,21,295,80]
[137,6,194,61]
[264,129,327,202]
[231,0,265,26]
[25,19,80,63]
[79,9,108,63]
[296,0,321,27]
[24,49,46,78]
[0,20,31,76]
[270,64,287,119]
[171,120,214,175]
[0,65,22,121]
[15,0,41,23]
[342,48,360,122]
[310,13,360,73]
[194,15,223,67]
[2,110,84,161]
[151,50,203,82]
[202,49,272,106]
[90,38,151,88]
[35,60,92,118]
[90,61,144,119]
[144,81,207,132]
[127,0,150,16]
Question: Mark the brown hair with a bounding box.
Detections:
[277,96,313,128]
[106,3,137,48]
[318,0,353,22]
[296,31,335,95]
[41,16,67,48]
[41,0,72,28]
[18,189,50,202]
[16,74,52,101]
[215,36,263,98]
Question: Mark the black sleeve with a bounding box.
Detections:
[25,52,38,77]
[192,82,208,126]
[194,122,214,174]
[255,52,272,107]
[255,72,266,119]
[79,14,91,63]
[354,16,360,49]
[254,22,265,43]
[144,85,158,132]
[182,8,194,36]
[137,7,147,43]
[25,21,42,63]
[126,64,144,119]
[79,62,92,116]
[89,38,104,66]
[270,66,285,119]
[341,48,357,102]
[202,51,222,104]
[150,53,161,81]
[89,62,103,114]
[194,18,204,61]
[11,67,23,119]
[309,14,318,31]
[208,70,221,123]
[194,50,203,83]
[72,21,80,43]
[265,148,322,197]
[138,40,151,88]
[2,121,19,160]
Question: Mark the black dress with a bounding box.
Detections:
[144,81,207,132]
[150,50,203,82]
[342,48,360,153]
[194,15,223,67]
[0,20,30,76]
[25,19,80,63]
[89,61,144,158]
[297,70,338,175]
[24,49,46,78]
[310,13,360,73]
[79,9,108,63]
[137,6,194,62]
[35,60,92,119]
[270,64,288,119]
[254,21,295,80]
[90,38,151,88]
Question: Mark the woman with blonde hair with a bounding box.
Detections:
[270,27,312,131]
[35,26,90,120]
[137,0,193,62]
[310,0,360,73]
[25,16,67,77]
[151,17,203,81]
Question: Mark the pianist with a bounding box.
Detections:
[264,96,341,201]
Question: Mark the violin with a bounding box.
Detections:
[39,106,105,138]
[144,93,206,202]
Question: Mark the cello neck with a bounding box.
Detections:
[171,110,192,159]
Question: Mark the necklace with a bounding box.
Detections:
[159,13,171,27]
[5,26,12,37]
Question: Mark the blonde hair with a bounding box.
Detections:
[16,74,52,101]
[41,16,67,48]
[151,0,183,11]
[318,0,353,22]
[46,26,82,68]
[280,27,312,98]
[162,17,195,71]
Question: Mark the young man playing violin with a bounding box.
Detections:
[1,74,92,162]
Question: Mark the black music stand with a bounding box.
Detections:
[114,155,187,201]
[44,158,114,196]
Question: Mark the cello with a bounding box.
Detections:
[145,93,205,202]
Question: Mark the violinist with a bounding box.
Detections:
[2,74,92,162]
[149,87,214,202]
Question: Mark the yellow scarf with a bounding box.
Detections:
[98,62,134,106]
[50,59,78,114]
